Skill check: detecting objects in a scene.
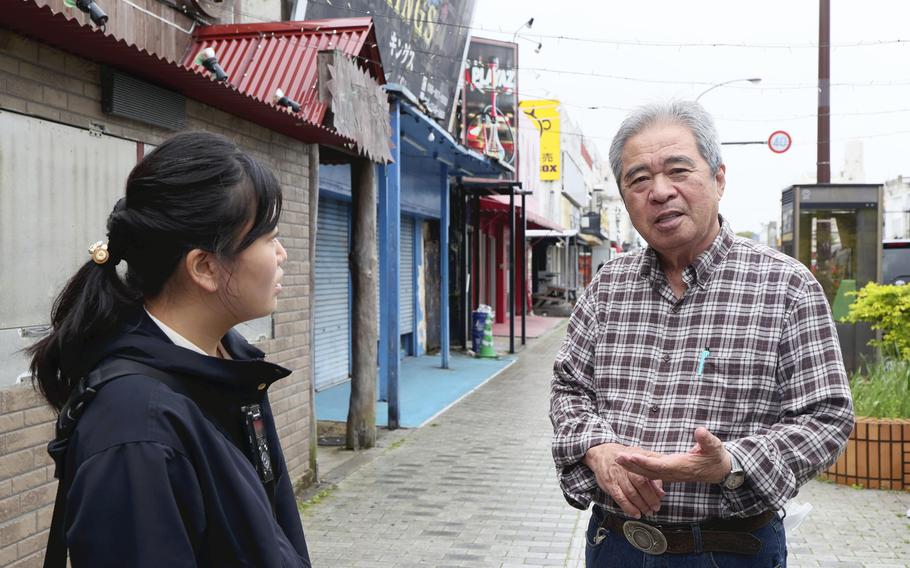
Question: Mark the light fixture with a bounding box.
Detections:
[273,88,301,113]
[695,77,762,102]
[194,47,229,83]
[64,0,108,27]
[427,131,436,142]
[512,17,534,43]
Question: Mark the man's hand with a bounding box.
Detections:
[614,427,732,484]
[583,443,666,519]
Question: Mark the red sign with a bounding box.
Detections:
[768,130,792,154]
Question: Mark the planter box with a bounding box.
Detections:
[820,417,910,490]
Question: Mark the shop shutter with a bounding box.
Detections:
[400,216,415,334]
[314,197,351,390]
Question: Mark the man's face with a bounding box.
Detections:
[619,122,725,261]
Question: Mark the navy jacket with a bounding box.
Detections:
[60,311,312,567]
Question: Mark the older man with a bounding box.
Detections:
[550,101,853,567]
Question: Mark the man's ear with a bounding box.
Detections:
[184,249,220,294]
[714,164,726,199]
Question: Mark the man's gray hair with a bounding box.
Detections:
[608,100,723,191]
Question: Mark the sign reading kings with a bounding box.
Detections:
[305,0,476,123]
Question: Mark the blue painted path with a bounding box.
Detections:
[315,352,515,428]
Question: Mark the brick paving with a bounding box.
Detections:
[300,322,910,567]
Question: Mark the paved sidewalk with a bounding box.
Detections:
[299,321,910,567]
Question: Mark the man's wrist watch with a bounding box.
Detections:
[722,453,745,490]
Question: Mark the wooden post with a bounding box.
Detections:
[347,157,378,450]
[307,144,320,475]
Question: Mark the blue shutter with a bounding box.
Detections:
[314,197,351,391]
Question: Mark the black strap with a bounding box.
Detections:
[45,359,149,568]
[43,358,276,567]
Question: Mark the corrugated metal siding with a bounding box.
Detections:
[0,112,136,329]
[401,216,415,332]
[314,197,351,390]
[187,22,374,126]
[0,113,136,387]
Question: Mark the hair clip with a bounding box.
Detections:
[88,241,110,264]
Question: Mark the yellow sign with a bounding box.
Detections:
[520,99,561,181]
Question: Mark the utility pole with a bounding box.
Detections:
[817,0,831,183]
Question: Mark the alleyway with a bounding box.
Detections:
[299,323,910,568]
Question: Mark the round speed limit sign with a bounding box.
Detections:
[768,130,792,154]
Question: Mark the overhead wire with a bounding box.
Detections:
[193,1,910,144]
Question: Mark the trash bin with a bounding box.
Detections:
[471,304,494,353]
[471,311,487,353]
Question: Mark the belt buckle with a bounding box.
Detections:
[622,520,668,555]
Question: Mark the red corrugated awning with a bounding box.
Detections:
[0,2,366,147]
[480,196,564,232]
[184,18,385,127]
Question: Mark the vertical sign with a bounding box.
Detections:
[305,0,476,123]
[462,37,518,166]
[519,99,560,181]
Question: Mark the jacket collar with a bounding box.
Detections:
[90,310,291,394]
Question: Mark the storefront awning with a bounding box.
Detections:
[525,229,579,239]
[576,232,604,247]
[480,196,564,231]
[390,84,512,178]
[1,2,357,147]
[184,18,384,128]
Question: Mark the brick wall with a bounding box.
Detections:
[0,29,317,566]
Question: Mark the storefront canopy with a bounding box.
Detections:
[1,2,359,147]
[389,83,512,179]
[481,196,564,232]
[184,18,384,127]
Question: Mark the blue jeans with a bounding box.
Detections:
[585,507,787,568]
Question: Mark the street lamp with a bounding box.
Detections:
[695,77,762,102]
[512,19,542,53]
[512,18,534,43]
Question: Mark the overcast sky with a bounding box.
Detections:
[472,0,909,235]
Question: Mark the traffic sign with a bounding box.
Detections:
[768,130,792,154]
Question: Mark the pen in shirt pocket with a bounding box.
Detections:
[696,347,711,377]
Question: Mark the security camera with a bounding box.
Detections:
[274,88,301,113]
[64,0,108,27]
[195,47,229,83]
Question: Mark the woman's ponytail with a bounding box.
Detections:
[28,211,140,411]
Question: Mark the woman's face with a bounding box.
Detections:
[221,227,287,323]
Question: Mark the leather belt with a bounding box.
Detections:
[594,508,776,556]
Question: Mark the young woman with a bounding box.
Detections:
[29,132,312,567]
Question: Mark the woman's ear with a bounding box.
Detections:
[184,249,221,294]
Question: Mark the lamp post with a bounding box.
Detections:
[512,18,542,53]
[512,18,534,43]
[695,77,762,102]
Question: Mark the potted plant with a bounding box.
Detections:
[820,283,910,490]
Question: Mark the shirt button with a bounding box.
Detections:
[662,354,670,363]
[257,383,267,391]
[649,404,659,413]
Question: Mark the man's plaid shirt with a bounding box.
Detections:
[550,218,854,522]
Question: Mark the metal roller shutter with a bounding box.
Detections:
[375,214,416,352]
[400,216,415,334]
[314,197,351,391]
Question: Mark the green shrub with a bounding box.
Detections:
[841,283,910,361]
[849,358,910,419]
